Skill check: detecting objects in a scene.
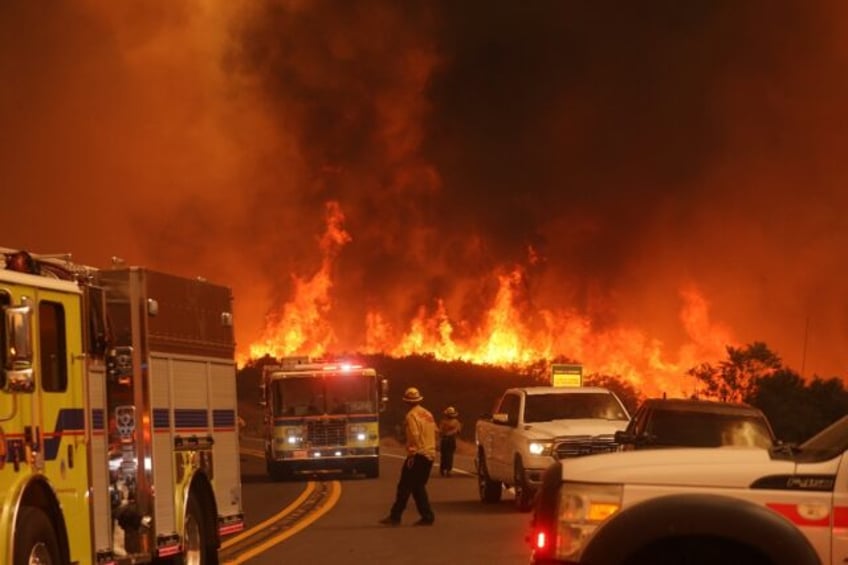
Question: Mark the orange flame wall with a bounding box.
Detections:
[245,203,734,398]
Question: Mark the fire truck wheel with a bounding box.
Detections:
[14,506,61,565]
[181,495,217,565]
[363,459,379,478]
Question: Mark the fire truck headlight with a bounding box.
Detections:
[285,428,303,445]
[349,425,367,442]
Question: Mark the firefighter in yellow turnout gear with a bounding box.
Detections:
[380,387,437,526]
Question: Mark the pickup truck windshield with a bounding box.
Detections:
[524,393,627,423]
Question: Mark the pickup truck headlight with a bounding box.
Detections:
[528,440,554,456]
[555,482,623,560]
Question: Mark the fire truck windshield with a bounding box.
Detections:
[272,373,377,417]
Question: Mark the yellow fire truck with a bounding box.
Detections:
[261,358,387,479]
[0,248,243,564]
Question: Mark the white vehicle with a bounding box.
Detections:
[527,415,848,564]
[475,386,630,511]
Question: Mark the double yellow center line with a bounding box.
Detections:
[222,448,342,563]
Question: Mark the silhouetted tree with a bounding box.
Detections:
[752,371,848,443]
[584,373,644,415]
[688,342,781,403]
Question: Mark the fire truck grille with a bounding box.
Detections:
[553,435,619,459]
[306,420,346,446]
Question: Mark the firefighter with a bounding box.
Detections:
[379,387,437,526]
[438,406,462,477]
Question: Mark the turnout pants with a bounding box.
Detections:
[440,436,456,473]
[389,454,435,522]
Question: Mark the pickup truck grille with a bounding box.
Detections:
[306,420,346,446]
[554,435,619,459]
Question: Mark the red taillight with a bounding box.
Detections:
[535,530,547,550]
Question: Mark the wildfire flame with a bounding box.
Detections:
[246,201,351,361]
[245,202,735,397]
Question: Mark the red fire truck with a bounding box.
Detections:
[0,248,243,564]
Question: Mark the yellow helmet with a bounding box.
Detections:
[444,406,458,417]
[402,387,424,403]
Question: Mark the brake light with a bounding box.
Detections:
[534,530,547,550]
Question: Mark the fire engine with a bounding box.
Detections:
[0,248,243,564]
[260,358,388,479]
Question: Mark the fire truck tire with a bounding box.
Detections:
[477,449,502,503]
[14,506,62,565]
[363,459,380,478]
[267,460,292,482]
[179,494,218,565]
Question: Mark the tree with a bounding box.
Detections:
[584,373,644,415]
[687,342,781,403]
[751,371,848,443]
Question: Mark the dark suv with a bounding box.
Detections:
[615,397,776,450]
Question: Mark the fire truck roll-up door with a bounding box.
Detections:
[149,356,241,530]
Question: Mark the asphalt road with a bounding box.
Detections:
[230,439,535,565]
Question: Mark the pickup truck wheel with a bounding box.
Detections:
[477,452,502,503]
[513,458,535,512]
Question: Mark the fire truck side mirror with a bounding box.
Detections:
[2,305,35,393]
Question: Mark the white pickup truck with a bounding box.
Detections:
[528,413,848,565]
[475,386,631,511]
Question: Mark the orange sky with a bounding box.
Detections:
[3,1,848,392]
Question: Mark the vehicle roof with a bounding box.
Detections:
[515,386,613,395]
[638,397,764,414]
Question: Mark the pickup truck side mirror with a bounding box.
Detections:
[492,413,510,425]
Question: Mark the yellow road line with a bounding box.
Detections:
[221,482,316,550]
[224,481,342,564]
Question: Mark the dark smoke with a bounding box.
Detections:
[2,1,848,378]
